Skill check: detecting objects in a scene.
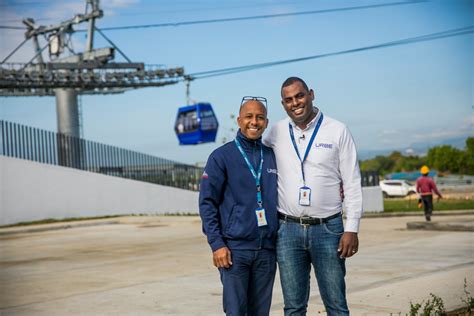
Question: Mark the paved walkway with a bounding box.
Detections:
[0,214,473,315]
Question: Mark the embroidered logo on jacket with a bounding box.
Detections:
[315,143,333,149]
[201,171,209,179]
[267,168,277,174]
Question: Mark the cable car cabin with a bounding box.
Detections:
[174,103,219,145]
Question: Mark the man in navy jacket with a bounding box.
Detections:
[199,97,278,316]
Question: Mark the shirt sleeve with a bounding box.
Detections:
[430,179,442,196]
[339,126,363,233]
[198,153,227,252]
[262,125,275,147]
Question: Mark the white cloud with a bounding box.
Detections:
[380,129,400,135]
[411,116,473,142]
[370,116,473,150]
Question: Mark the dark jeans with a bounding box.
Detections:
[219,248,277,316]
[277,215,349,316]
[421,194,433,219]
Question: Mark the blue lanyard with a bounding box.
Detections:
[234,138,264,208]
[289,113,324,185]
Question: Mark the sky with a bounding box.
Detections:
[0,0,473,165]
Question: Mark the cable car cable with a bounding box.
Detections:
[184,25,474,80]
[88,1,427,32]
[0,0,426,32]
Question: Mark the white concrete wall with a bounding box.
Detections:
[362,186,384,212]
[0,156,384,226]
[0,156,199,226]
[343,186,384,214]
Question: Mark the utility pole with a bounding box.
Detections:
[0,0,186,168]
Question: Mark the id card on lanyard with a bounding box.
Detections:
[234,139,267,227]
[289,113,324,206]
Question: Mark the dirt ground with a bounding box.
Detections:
[0,214,473,315]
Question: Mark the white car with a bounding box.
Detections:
[379,180,417,198]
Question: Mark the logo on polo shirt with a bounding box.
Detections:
[315,142,333,149]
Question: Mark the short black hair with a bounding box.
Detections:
[281,77,309,92]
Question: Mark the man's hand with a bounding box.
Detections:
[337,232,359,259]
[213,247,232,268]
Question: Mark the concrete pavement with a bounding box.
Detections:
[0,214,473,315]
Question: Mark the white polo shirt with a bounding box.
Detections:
[263,108,363,232]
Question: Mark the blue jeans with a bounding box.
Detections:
[277,215,349,316]
[219,248,277,316]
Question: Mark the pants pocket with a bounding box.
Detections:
[323,216,344,235]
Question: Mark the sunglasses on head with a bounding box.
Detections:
[240,96,268,108]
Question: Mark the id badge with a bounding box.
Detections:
[299,186,311,206]
[255,208,268,227]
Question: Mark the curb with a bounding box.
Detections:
[1,211,473,236]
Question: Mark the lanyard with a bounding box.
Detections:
[289,113,324,185]
[234,138,264,208]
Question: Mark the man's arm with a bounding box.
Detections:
[338,126,363,258]
[262,124,276,148]
[199,154,232,268]
[430,179,443,198]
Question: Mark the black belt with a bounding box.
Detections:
[278,212,341,225]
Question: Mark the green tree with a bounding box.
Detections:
[360,137,473,175]
[427,145,463,173]
[395,155,425,172]
[460,137,474,175]
[360,155,394,176]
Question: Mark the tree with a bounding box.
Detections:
[395,155,425,172]
[426,145,462,173]
[360,155,394,176]
[460,137,474,175]
[360,137,472,175]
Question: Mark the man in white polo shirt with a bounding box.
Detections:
[264,77,363,316]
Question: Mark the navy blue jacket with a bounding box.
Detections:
[199,131,278,252]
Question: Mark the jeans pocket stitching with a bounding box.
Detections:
[323,222,344,235]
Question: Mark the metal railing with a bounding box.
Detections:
[0,120,203,191]
[361,170,379,187]
[1,120,380,190]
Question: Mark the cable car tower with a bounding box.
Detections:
[0,0,186,166]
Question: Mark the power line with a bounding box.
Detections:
[0,0,311,24]
[101,0,313,17]
[185,26,474,80]
[92,0,427,31]
[0,1,426,32]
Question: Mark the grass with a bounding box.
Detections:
[384,198,474,213]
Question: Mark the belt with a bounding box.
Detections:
[278,212,341,225]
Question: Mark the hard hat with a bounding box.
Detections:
[420,165,430,174]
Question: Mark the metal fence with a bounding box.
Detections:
[1,120,379,190]
[0,120,203,191]
[361,170,379,187]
